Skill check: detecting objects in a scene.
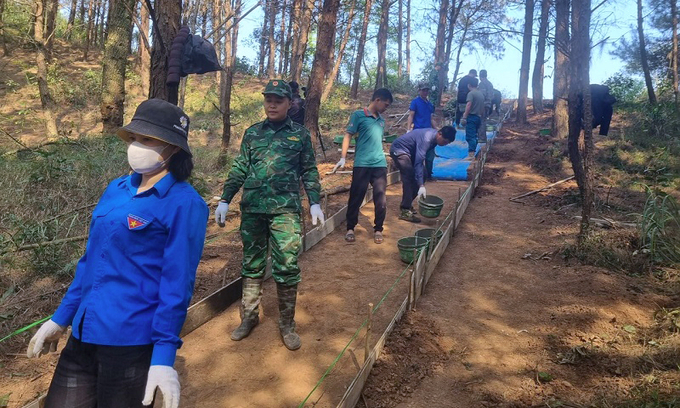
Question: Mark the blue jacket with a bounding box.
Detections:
[390,128,438,186]
[52,172,208,366]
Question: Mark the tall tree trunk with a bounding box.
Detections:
[532,0,550,114]
[212,0,222,64]
[80,0,86,23]
[288,0,300,77]
[232,0,241,64]
[200,4,208,36]
[66,0,78,38]
[397,0,402,78]
[267,0,277,77]
[637,0,657,104]
[45,0,58,60]
[93,0,103,46]
[553,0,569,138]
[569,0,593,241]
[374,0,389,89]
[517,0,534,124]
[405,0,410,79]
[0,0,9,56]
[440,0,464,107]
[322,0,355,101]
[34,0,58,138]
[139,0,150,97]
[291,0,313,82]
[149,0,182,101]
[350,0,372,98]
[83,0,95,59]
[220,0,234,164]
[278,0,286,75]
[283,0,292,74]
[671,0,678,109]
[433,0,448,67]
[258,18,267,76]
[101,0,136,133]
[305,0,341,150]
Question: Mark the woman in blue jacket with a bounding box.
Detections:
[26,99,208,408]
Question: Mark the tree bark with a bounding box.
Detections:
[374,0,389,89]
[0,0,9,56]
[304,0,341,150]
[532,0,550,114]
[66,0,78,38]
[139,0,150,97]
[637,0,656,104]
[397,0,402,78]
[288,0,300,77]
[200,3,208,36]
[83,0,95,59]
[322,0,355,101]
[45,0,59,60]
[405,0,410,80]
[258,18,267,75]
[212,0,222,63]
[440,0,464,107]
[283,0,293,74]
[34,0,59,138]
[350,0,372,98]
[101,0,136,133]
[149,0,182,101]
[220,0,234,164]
[434,0,448,67]
[291,0,313,82]
[671,0,678,109]
[267,0,277,77]
[553,0,569,139]
[517,0,534,124]
[80,0,86,23]
[278,0,286,75]
[569,0,593,241]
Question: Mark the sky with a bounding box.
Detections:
[229,0,639,99]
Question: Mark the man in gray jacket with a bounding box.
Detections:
[477,70,494,143]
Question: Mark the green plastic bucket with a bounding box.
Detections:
[418,195,444,218]
[333,135,355,146]
[383,134,398,143]
[414,228,444,252]
[397,236,429,263]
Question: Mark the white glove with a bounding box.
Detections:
[310,204,325,226]
[215,201,229,227]
[417,186,427,199]
[27,319,66,358]
[143,365,180,408]
[332,158,346,172]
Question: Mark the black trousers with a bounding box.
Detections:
[44,336,153,408]
[347,167,387,232]
[390,153,418,210]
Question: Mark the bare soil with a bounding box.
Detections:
[361,115,680,408]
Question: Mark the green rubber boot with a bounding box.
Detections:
[230,277,262,341]
[277,283,301,350]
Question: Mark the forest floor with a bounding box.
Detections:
[360,112,680,408]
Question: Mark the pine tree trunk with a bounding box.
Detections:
[34,0,59,138]
[220,0,234,164]
[258,18,267,76]
[291,0,313,82]
[212,0,222,63]
[267,0,277,77]
[671,0,678,109]
[139,0,150,97]
[45,0,58,61]
[397,0,402,78]
[283,0,292,74]
[322,0,355,101]
[66,0,78,38]
[101,0,135,133]
[440,0,463,107]
[232,0,241,61]
[532,0,550,114]
[0,0,9,56]
[434,0,447,66]
[149,0,182,101]
[517,0,534,124]
[288,0,300,77]
[93,0,102,46]
[83,0,95,59]
[200,4,208,36]
[350,0,372,98]
[374,0,389,89]
[569,0,593,241]
[80,0,86,23]
[305,0,341,150]
[637,0,657,104]
[278,0,286,75]
[405,0,410,80]
[553,0,569,139]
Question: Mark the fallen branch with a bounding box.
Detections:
[509,176,575,202]
[44,203,98,223]
[573,216,637,229]
[16,235,88,251]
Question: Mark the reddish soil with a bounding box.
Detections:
[360,118,680,408]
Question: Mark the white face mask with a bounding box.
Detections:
[127,141,171,174]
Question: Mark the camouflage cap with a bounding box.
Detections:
[263,79,292,99]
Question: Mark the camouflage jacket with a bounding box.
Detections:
[221,117,321,214]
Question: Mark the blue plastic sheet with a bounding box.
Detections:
[430,129,498,181]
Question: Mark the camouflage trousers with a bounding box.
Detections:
[240,212,302,286]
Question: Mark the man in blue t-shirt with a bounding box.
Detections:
[333,88,393,244]
[407,83,438,182]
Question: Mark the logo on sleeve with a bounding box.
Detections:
[287,136,300,142]
[127,214,150,230]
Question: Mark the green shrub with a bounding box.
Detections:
[639,187,680,266]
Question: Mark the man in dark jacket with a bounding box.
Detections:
[590,84,616,136]
[455,69,478,126]
[287,81,306,125]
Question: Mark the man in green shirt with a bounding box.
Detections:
[215,79,325,351]
[460,77,486,160]
[333,88,392,244]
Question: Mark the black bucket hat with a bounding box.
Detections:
[117,98,192,155]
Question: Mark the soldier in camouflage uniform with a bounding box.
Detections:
[214,79,325,351]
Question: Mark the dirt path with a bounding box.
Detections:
[361,124,675,407]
